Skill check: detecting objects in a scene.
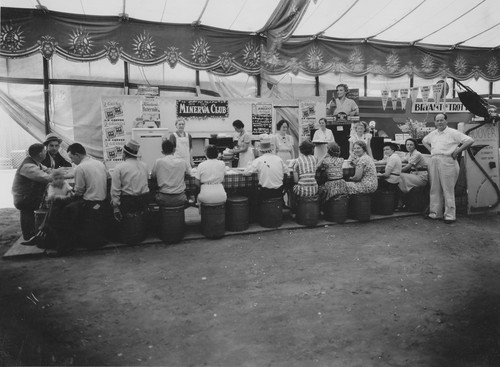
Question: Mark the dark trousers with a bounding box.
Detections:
[120,194,150,214]
[20,209,36,240]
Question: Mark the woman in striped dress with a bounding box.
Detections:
[291,140,318,215]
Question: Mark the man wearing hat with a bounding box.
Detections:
[41,133,72,169]
[110,140,150,221]
[244,135,288,201]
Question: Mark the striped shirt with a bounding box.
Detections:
[293,154,318,197]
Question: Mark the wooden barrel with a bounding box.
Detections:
[160,205,185,244]
[348,194,371,222]
[372,190,395,215]
[259,197,283,228]
[146,204,161,235]
[226,196,249,232]
[296,195,319,227]
[405,186,429,212]
[324,196,349,224]
[119,211,147,245]
[80,203,107,249]
[201,202,225,239]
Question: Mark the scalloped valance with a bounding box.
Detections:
[1,7,499,81]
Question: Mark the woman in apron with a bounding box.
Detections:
[312,117,335,162]
[232,119,254,168]
[273,119,295,163]
[169,119,193,168]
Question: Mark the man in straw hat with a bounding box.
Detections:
[41,133,72,169]
[244,134,288,201]
[110,140,150,221]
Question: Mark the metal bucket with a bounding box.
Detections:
[259,197,283,228]
[325,196,349,224]
[372,190,395,215]
[296,195,319,227]
[226,196,249,232]
[348,194,371,222]
[160,205,185,244]
[201,202,226,239]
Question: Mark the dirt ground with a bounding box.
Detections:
[1,208,500,367]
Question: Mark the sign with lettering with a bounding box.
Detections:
[176,100,229,119]
[251,103,272,135]
[411,101,469,113]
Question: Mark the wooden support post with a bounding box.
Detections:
[42,56,50,135]
[315,76,319,97]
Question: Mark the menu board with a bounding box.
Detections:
[252,103,272,135]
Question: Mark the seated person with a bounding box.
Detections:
[151,140,191,208]
[345,141,378,195]
[377,142,402,208]
[244,135,288,201]
[194,145,227,207]
[398,138,428,194]
[318,142,348,208]
[291,140,318,214]
[349,121,373,158]
[110,140,150,221]
[377,142,402,190]
[41,133,73,170]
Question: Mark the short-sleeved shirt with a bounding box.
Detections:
[110,158,150,206]
[422,127,473,156]
[334,98,359,116]
[383,152,402,184]
[293,154,318,197]
[194,159,226,184]
[152,155,190,194]
[244,153,287,189]
[74,157,108,201]
[405,150,427,171]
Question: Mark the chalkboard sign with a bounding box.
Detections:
[252,103,272,135]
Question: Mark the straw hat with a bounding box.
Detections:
[123,139,141,157]
[43,133,62,145]
[259,135,273,153]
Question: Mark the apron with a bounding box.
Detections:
[174,132,191,167]
[275,134,293,163]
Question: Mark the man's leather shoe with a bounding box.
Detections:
[444,219,456,224]
[21,235,39,246]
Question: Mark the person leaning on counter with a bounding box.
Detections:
[232,119,255,168]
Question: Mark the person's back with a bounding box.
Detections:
[252,153,286,189]
[74,156,107,201]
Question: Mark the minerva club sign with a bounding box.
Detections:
[176,100,229,118]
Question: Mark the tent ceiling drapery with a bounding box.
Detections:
[1,0,500,81]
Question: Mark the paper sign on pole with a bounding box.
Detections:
[421,86,430,103]
[400,89,409,110]
[432,83,444,105]
[410,87,419,103]
[381,90,389,111]
[390,89,399,110]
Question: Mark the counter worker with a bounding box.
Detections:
[41,133,73,170]
[422,113,474,224]
[11,143,52,240]
[377,142,402,208]
[244,135,288,202]
[110,139,150,221]
[273,119,295,162]
[312,117,335,162]
[328,84,359,119]
[169,118,193,168]
[151,139,191,208]
[232,119,255,168]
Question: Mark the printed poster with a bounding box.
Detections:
[300,101,317,141]
[101,98,126,168]
[251,103,273,135]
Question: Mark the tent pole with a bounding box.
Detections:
[123,61,129,95]
[315,76,319,96]
[256,74,261,97]
[42,56,50,135]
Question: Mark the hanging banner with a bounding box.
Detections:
[432,83,444,106]
[251,103,273,135]
[390,89,399,110]
[411,101,468,113]
[400,89,409,110]
[381,90,389,111]
[421,86,431,103]
[101,98,126,168]
[410,87,419,103]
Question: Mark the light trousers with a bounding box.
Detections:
[428,155,459,220]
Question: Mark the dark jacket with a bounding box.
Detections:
[41,152,72,169]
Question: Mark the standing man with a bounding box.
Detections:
[41,133,72,169]
[151,140,191,208]
[12,143,52,240]
[110,140,150,221]
[59,143,108,251]
[422,113,474,224]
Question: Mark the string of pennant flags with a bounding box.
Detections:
[381,83,446,111]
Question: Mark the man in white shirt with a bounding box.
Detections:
[422,113,474,223]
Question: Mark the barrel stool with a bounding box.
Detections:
[119,211,147,245]
[226,196,249,232]
[79,203,107,248]
[146,203,160,236]
[160,205,185,244]
[348,194,371,222]
[201,202,226,239]
[259,197,283,228]
[324,196,349,224]
[371,190,395,215]
[405,186,429,212]
[296,195,319,227]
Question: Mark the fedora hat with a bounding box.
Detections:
[43,133,62,146]
[259,135,273,153]
[123,139,141,157]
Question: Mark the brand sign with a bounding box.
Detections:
[412,101,469,113]
[176,100,229,118]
